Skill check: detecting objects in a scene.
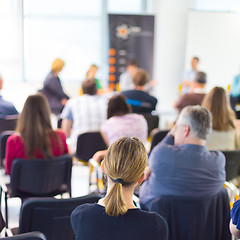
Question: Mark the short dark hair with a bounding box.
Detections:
[132,69,148,86]
[107,94,131,119]
[127,60,139,67]
[193,56,199,62]
[195,72,207,84]
[82,78,97,95]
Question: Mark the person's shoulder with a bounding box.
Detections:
[71,203,99,219]
[7,133,22,144]
[54,129,67,138]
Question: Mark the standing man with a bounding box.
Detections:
[139,105,226,210]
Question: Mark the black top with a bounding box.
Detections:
[121,90,157,113]
[71,203,168,240]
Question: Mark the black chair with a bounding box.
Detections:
[141,113,159,137]
[0,209,5,234]
[149,188,231,240]
[75,132,107,162]
[149,129,169,153]
[0,131,14,168]
[0,115,18,134]
[0,155,72,228]
[18,194,101,240]
[221,150,240,181]
[2,232,47,240]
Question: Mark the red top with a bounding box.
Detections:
[5,129,69,175]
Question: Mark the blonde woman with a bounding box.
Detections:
[40,58,69,114]
[202,86,240,150]
[71,137,168,240]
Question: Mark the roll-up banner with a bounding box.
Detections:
[108,14,154,90]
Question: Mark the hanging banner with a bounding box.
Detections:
[108,14,154,90]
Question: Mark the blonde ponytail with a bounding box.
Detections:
[104,182,128,217]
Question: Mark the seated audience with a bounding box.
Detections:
[202,86,240,150]
[139,105,226,210]
[230,200,240,239]
[174,71,207,113]
[71,137,168,240]
[5,93,68,175]
[40,58,69,115]
[61,78,108,151]
[121,69,157,113]
[0,73,18,118]
[101,94,148,146]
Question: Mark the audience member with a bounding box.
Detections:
[182,56,199,93]
[5,93,68,175]
[230,199,240,239]
[230,71,240,112]
[202,86,240,150]
[0,73,18,118]
[71,137,168,240]
[139,105,226,210]
[174,71,207,113]
[121,69,157,113]
[61,78,108,152]
[101,94,148,146]
[40,58,69,115]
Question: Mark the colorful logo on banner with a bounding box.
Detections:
[108,14,154,90]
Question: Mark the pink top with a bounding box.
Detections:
[5,129,69,175]
[101,113,148,146]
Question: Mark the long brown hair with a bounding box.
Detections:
[16,93,62,158]
[103,137,147,217]
[201,87,236,131]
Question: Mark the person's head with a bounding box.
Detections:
[16,93,54,158]
[82,78,97,95]
[107,94,131,119]
[202,87,236,131]
[127,60,139,77]
[174,105,212,145]
[132,68,148,87]
[51,58,65,74]
[193,72,207,89]
[191,56,199,70]
[86,64,98,79]
[102,137,148,216]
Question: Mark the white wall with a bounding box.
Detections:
[185,11,240,91]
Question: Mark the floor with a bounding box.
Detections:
[0,163,90,230]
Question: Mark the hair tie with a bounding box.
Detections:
[114,178,124,185]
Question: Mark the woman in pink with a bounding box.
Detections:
[5,93,68,175]
[101,94,148,146]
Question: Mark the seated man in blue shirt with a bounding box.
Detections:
[139,105,226,210]
[0,74,18,118]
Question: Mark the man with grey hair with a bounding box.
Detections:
[139,105,226,210]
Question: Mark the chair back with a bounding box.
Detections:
[75,132,107,162]
[149,130,169,153]
[10,155,72,198]
[141,113,159,137]
[19,195,101,240]
[221,150,240,181]
[0,131,14,168]
[0,115,18,134]
[149,188,231,240]
[3,232,47,240]
[0,209,5,233]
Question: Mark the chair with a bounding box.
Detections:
[141,113,160,137]
[221,150,240,181]
[0,115,18,134]
[0,131,14,168]
[149,188,231,240]
[18,194,101,240]
[149,129,169,153]
[0,209,5,234]
[2,232,47,240]
[75,132,107,162]
[0,155,72,228]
